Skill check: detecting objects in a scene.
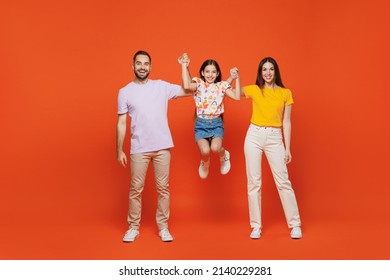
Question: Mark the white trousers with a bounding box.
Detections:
[244,124,301,229]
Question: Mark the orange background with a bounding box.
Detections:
[1,0,390,259]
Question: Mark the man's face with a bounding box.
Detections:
[132,54,151,80]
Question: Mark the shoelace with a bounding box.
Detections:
[291,228,301,234]
[221,153,229,161]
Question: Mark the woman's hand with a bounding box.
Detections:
[230,67,239,79]
[285,150,292,164]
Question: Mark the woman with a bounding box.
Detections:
[242,57,302,239]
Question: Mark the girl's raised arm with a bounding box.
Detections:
[178,53,197,92]
[225,67,241,100]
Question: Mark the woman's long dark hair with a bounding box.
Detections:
[256,57,285,88]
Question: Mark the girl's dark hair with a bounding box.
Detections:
[199,59,222,83]
[133,50,151,64]
[256,57,285,88]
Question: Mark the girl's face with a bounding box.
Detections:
[201,65,219,83]
[262,62,275,84]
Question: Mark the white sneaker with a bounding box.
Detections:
[250,228,261,239]
[159,228,173,242]
[123,228,139,242]
[198,159,210,179]
[290,226,302,239]
[220,150,231,175]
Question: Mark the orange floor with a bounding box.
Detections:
[2,216,389,260]
[2,181,389,260]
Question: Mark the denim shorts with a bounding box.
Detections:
[194,117,224,142]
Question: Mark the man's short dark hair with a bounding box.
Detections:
[133,50,151,64]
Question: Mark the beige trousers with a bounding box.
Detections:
[128,149,171,231]
[244,124,301,229]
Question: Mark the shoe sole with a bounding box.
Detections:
[161,238,173,242]
[291,235,302,239]
[160,235,173,242]
[123,234,139,242]
[250,230,261,239]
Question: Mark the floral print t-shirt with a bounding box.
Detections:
[192,77,231,119]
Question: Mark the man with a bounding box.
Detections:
[116,50,190,242]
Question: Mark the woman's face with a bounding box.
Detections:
[262,62,275,84]
[201,65,219,83]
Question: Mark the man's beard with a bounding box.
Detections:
[134,70,149,81]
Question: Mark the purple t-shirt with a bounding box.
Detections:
[117,79,181,154]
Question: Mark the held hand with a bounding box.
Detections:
[230,67,239,79]
[178,53,190,67]
[117,151,128,168]
[177,55,184,64]
[182,57,190,67]
[284,150,292,164]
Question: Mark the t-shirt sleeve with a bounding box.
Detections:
[220,81,232,93]
[192,77,201,88]
[117,89,128,114]
[167,83,182,100]
[159,80,181,100]
[243,85,261,99]
[192,77,201,84]
[285,89,294,106]
[192,77,202,94]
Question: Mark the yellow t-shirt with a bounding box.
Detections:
[244,85,293,127]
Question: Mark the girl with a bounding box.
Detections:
[178,53,240,179]
[242,57,302,239]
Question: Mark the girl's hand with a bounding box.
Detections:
[178,53,190,67]
[178,55,184,64]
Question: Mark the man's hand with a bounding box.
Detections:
[178,53,190,67]
[117,150,127,168]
